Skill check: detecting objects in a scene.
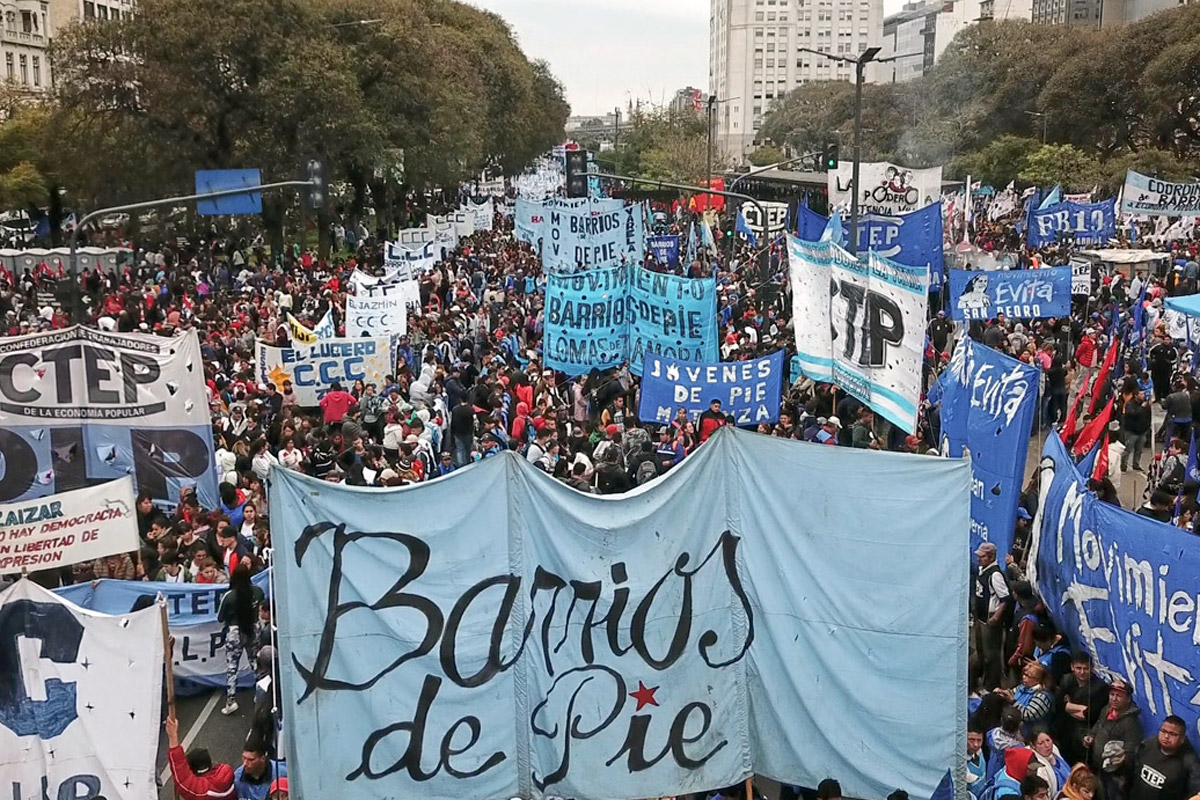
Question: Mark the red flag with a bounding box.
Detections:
[1088,341,1119,415]
[1062,374,1091,441]
[1073,396,1115,458]
[1091,432,1109,482]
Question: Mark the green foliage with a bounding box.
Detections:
[759,7,1200,182]
[1018,144,1101,191]
[45,0,568,217]
[0,102,53,210]
[951,135,1041,186]
[610,107,719,185]
[747,145,786,166]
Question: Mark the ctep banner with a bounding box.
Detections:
[0,477,138,575]
[637,350,784,426]
[796,202,946,287]
[1120,170,1200,217]
[256,337,393,405]
[947,267,1072,322]
[0,326,217,511]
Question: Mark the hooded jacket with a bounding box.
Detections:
[168,745,235,800]
[993,747,1036,800]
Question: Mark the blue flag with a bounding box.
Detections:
[820,210,845,248]
[735,208,756,247]
[1188,430,1200,485]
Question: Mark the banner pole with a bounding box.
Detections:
[745,775,755,800]
[159,600,177,718]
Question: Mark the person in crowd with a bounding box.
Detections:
[1054,652,1110,765]
[1085,679,1143,800]
[1029,729,1072,798]
[996,662,1053,733]
[218,563,265,716]
[1127,716,1200,800]
[233,736,286,800]
[975,541,1012,691]
[165,715,235,800]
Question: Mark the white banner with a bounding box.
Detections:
[256,337,393,405]
[0,477,138,575]
[0,579,163,800]
[0,327,217,512]
[450,210,475,239]
[383,241,435,274]
[1069,258,1092,295]
[394,227,432,247]
[1120,170,1200,217]
[469,199,494,231]
[346,289,409,338]
[1164,309,1200,343]
[426,214,459,255]
[828,162,943,215]
[788,235,929,432]
[739,201,789,238]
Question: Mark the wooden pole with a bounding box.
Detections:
[160,601,177,718]
[745,776,755,800]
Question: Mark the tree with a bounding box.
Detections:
[610,106,721,185]
[951,135,1042,186]
[1018,144,1101,191]
[1097,149,1197,193]
[747,145,786,167]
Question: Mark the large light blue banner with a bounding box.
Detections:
[54,572,270,694]
[1027,199,1116,247]
[543,266,716,377]
[796,202,946,287]
[936,338,1040,558]
[269,429,970,800]
[1031,434,1200,743]
[514,198,628,252]
[637,350,784,426]
[627,267,717,375]
[947,267,1072,322]
[542,205,645,274]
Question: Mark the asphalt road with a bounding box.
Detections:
[156,688,257,800]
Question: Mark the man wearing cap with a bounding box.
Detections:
[165,715,235,800]
[974,541,1011,691]
[1086,678,1143,798]
[1010,507,1034,564]
[815,416,840,445]
[929,310,954,354]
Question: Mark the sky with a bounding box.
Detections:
[467,0,906,117]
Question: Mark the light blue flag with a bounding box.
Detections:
[686,222,698,264]
[736,206,758,248]
[700,219,716,251]
[269,428,970,800]
[820,210,846,248]
[1038,184,1061,210]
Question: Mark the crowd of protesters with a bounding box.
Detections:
[3,183,1200,800]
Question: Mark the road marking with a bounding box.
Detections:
[159,692,222,786]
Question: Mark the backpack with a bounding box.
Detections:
[635,458,658,486]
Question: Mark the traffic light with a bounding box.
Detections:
[305,158,326,210]
[565,149,589,198]
[822,144,839,171]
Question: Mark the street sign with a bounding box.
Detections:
[194,169,263,215]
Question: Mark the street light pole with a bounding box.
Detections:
[727,150,822,194]
[706,95,716,206]
[1024,110,1048,144]
[797,46,919,256]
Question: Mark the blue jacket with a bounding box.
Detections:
[233,762,286,800]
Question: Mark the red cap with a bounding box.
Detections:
[269,778,288,795]
[605,424,619,436]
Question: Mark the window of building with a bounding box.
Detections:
[21,10,34,31]
[32,55,40,86]
[111,7,120,18]
[19,54,27,84]
[767,58,775,66]
[753,105,762,115]
[84,1,95,17]
[754,58,763,67]
[756,11,765,19]
[767,11,776,19]
[4,53,13,81]
[98,4,108,18]
[766,42,775,50]
[755,28,764,36]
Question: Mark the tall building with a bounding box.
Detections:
[878,0,1036,83]
[48,0,136,40]
[668,86,706,116]
[1030,0,1102,24]
[1,0,51,93]
[710,0,884,161]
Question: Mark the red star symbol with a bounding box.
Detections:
[629,681,659,711]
